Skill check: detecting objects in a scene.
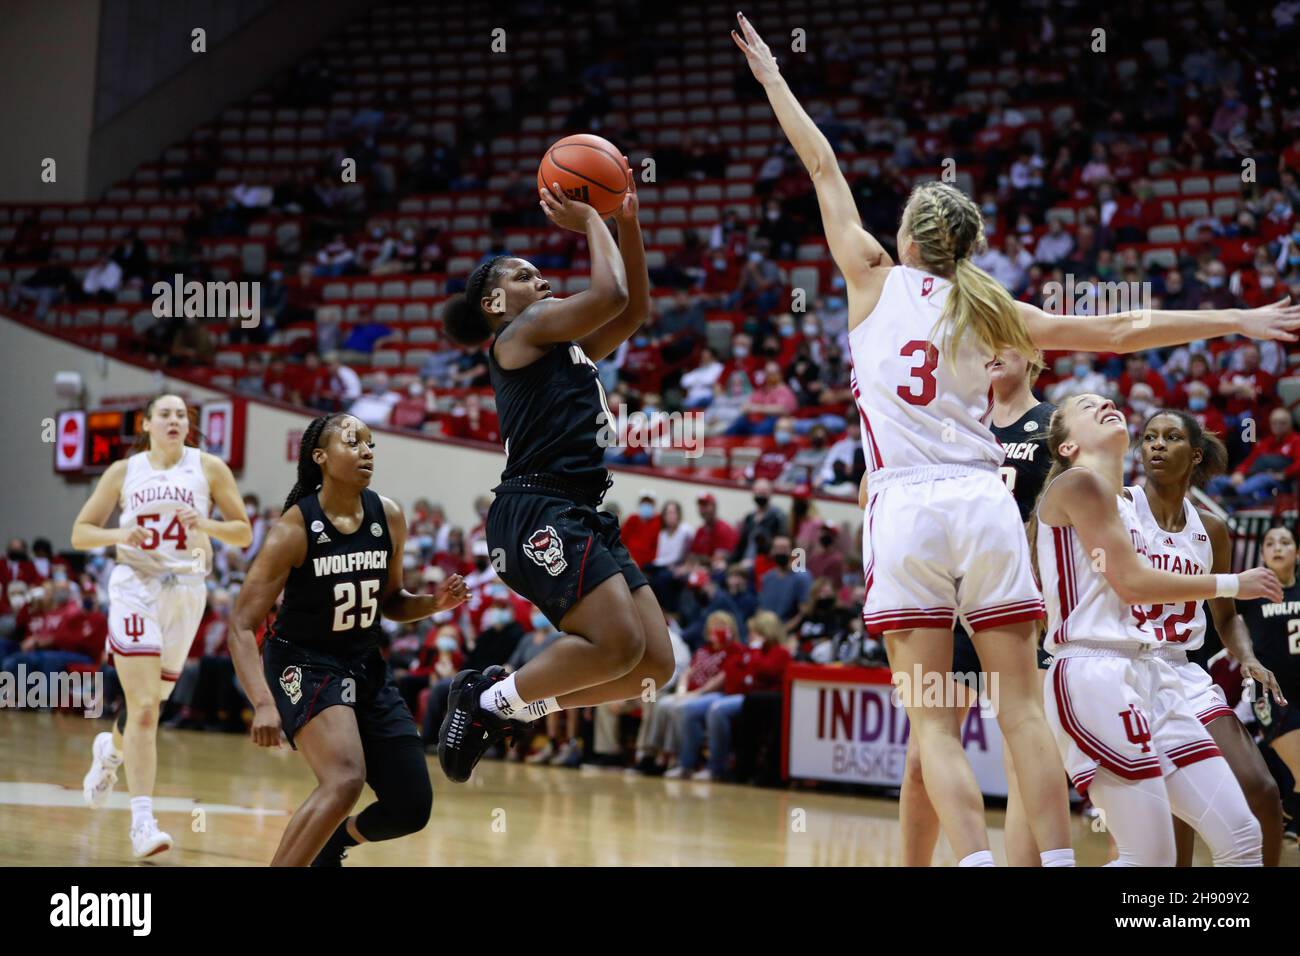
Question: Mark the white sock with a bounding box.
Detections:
[957,850,995,867]
[1040,848,1076,867]
[518,697,561,721]
[130,796,153,829]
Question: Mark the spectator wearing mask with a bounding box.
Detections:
[1,584,105,679]
[1033,218,1075,264]
[694,610,792,781]
[1207,407,1300,504]
[1183,380,1228,438]
[805,523,845,582]
[746,416,800,481]
[1045,353,1113,404]
[1,540,41,595]
[757,535,813,626]
[663,613,744,778]
[346,371,402,426]
[791,578,853,660]
[680,567,744,651]
[731,479,788,564]
[621,490,662,569]
[27,539,66,583]
[1117,353,1170,404]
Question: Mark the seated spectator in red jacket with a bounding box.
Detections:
[28,539,68,583]
[1183,381,1228,438]
[1217,342,1276,419]
[690,493,739,561]
[1,539,42,599]
[691,609,791,780]
[1207,407,1300,503]
[1117,354,1169,403]
[621,490,662,568]
[441,392,499,443]
[390,382,430,431]
[745,417,799,480]
[0,584,105,678]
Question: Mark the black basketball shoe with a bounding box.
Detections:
[438,667,515,783]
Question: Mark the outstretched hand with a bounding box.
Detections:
[1237,296,1300,342]
[731,11,781,85]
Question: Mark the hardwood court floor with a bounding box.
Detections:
[1,712,1293,866]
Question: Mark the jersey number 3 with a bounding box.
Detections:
[897,340,939,406]
[332,580,379,631]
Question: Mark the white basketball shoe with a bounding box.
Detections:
[82,732,121,808]
[129,817,173,858]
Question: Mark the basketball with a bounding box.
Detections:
[537,133,630,217]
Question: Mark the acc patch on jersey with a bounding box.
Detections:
[279,666,303,705]
[523,525,568,577]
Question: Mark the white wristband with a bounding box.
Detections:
[1215,574,1239,599]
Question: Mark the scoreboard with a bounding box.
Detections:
[54,398,245,476]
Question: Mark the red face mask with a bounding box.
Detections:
[709,627,731,644]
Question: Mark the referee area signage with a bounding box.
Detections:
[782,663,1008,797]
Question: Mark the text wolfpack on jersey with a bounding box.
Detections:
[50,886,151,936]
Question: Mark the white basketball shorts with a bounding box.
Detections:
[107,563,208,682]
[861,464,1044,635]
[1045,647,1223,796]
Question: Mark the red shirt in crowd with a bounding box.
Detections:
[722,641,791,695]
[1219,367,1277,417]
[691,518,739,559]
[684,641,740,691]
[620,512,661,568]
[1233,430,1300,480]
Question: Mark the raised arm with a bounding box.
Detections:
[578,164,649,361]
[1043,469,1282,606]
[1017,297,1300,354]
[732,12,890,289]
[228,507,306,747]
[505,185,629,351]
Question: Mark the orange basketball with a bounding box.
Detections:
[537,134,630,218]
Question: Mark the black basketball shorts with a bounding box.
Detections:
[262,637,420,749]
[487,489,648,629]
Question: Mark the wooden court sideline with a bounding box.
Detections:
[1,712,1288,866]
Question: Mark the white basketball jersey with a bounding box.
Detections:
[116,447,212,576]
[1036,482,1158,654]
[848,265,1004,473]
[1127,486,1212,653]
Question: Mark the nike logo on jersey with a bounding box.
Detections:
[311,550,388,576]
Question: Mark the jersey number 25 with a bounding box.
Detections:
[332,580,379,631]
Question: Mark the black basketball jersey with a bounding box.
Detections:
[487,337,611,498]
[271,488,393,657]
[1237,577,1300,699]
[991,401,1056,521]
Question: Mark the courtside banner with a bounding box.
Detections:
[782,664,1008,797]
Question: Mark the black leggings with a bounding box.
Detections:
[354,735,433,842]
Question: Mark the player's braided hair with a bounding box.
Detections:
[283,413,347,512]
[1138,408,1228,488]
[900,181,1036,369]
[444,255,510,346]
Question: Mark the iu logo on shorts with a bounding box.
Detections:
[1119,704,1153,753]
[122,614,145,644]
